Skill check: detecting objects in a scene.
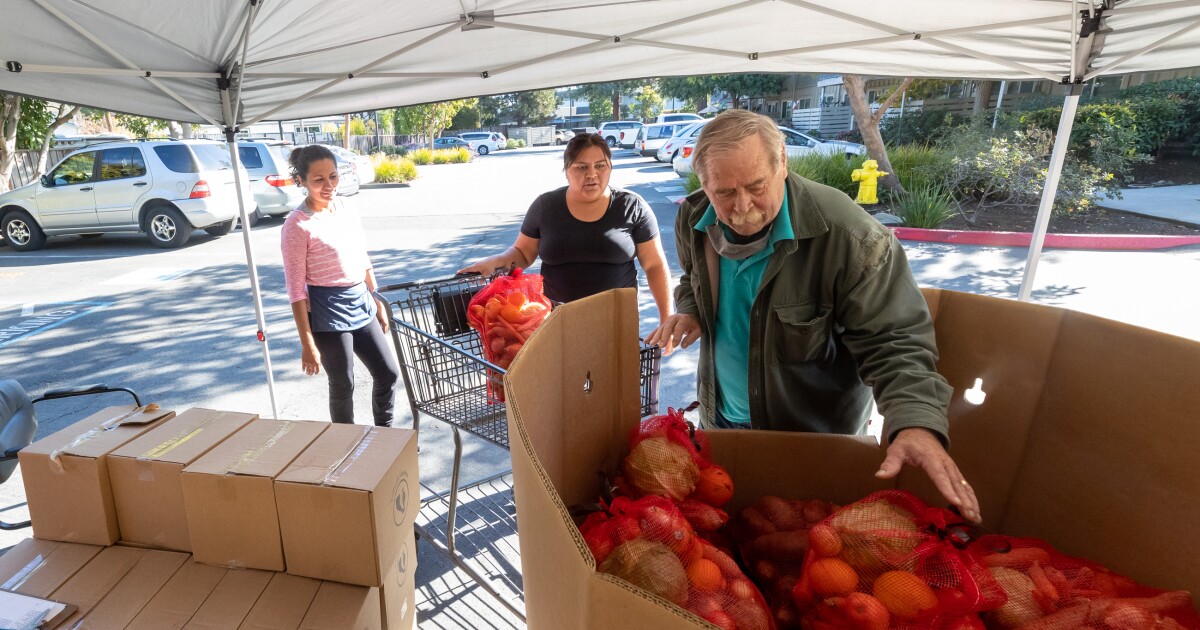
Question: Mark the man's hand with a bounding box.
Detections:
[875,428,981,523]
[645,313,701,356]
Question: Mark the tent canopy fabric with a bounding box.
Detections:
[3,0,1199,127]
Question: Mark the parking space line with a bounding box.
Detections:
[102,267,196,285]
[0,302,113,348]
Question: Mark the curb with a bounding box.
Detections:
[891,227,1200,250]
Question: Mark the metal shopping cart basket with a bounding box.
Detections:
[375,274,660,621]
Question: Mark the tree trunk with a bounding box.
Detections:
[180,123,193,139]
[972,81,993,117]
[104,112,115,132]
[344,114,352,149]
[844,74,906,195]
[612,86,621,120]
[167,121,183,139]
[35,104,81,178]
[0,94,21,193]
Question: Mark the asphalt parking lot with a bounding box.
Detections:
[1,144,1198,628]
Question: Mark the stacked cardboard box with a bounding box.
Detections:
[13,407,419,629]
[504,288,1200,629]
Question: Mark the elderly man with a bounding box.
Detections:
[646,110,979,521]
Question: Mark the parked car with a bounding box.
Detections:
[597,121,643,148]
[459,131,505,155]
[432,137,474,152]
[570,126,598,136]
[554,129,575,145]
[335,158,360,197]
[672,126,868,177]
[654,113,704,124]
[0,139,250,251]
[656,120,709,163]
[326,145,375,184]
[237,140,305,225]
[634,122,693,159]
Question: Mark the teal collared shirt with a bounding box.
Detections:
[693,193,795,425]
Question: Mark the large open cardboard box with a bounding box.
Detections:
[504,288,1200,629]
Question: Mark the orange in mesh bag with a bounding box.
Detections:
[792,490,1007,630]
[964,535,1200,630]
[465,267,551,402]
[580,495,777,630]
[729,496,841,629]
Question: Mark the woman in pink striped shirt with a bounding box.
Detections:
[281,145,398,426]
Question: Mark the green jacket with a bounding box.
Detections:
[674,172,952,444]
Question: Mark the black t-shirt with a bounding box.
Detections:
[520,186,659,303]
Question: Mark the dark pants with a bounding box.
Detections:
[311,318,399,427]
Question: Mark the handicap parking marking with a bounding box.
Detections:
[666,194,687,204]
[0,301,113,348]
[101,267,196,285]
[654,186,685,193]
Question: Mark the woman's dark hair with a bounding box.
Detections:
[288,144,336,183]
[562,133,611,170]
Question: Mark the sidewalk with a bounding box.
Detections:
[1098,184,1200,227]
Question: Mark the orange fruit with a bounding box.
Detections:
[808,524,843,558]
[507,292,527,307]
[873,570,938,619]
[808,557,859,597]
[687,558,725,591]
[692,467,734,506]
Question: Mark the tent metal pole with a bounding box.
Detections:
[231,0,263,120]
[4,64,220,78]
[1017,87,1082,302]
[243,71,480,79]
[221,92,280,419]
[992,80,1007,130]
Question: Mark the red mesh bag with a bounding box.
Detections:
[964,535,1200,629]
[792,490,1006,630]
[580,495,777,630]
[729,496,841,629]
[465,267,551,401]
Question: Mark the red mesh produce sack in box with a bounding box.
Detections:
[964,535,1200,630]
[465,267,551,401]
[580,495,777,630]
[793,490,1006,630]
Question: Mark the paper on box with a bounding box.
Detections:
[108,408,259,551]
[504,288,1200,629]
[19,404,175,545]
[180,419,327,570]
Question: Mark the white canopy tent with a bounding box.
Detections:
[4,0,1199,416]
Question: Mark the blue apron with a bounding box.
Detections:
[307,283,376,332]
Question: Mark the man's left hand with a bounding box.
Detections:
[875,428,981,523]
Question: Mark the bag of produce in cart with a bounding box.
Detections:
[728,495,841,628]
[965,535,1200,630]
[466,267,552,402]
[792,490,1006,630]
[580,495,777,630]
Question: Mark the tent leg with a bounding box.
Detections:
[1017,87,1082,302]
[225,129,281,418]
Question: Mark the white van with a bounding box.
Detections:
[635,122,694,159]
[653,113,704,124]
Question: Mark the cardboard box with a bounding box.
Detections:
[275,424,418,629]
[181,419,327,570]
[42,545,143,627]
[65,548,188,628]
[503,288,1200,629]
[183,565,274,629]
[126,560,229,630]
[108,408,259,551]
[0,538,101,596]
[240,572,383,630]
[19,404,175,545]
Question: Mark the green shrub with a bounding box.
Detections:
[432,149,452,164]
[683,171,701,194]
[788,152,866,196]
[373,156,418,183]
[880,110,964,146]
[448,147,472,163]
[379,145,408,157]
[505,139,519,149]
[887,145,941,191]
[1115,76,1200,152]
[896,184,956,228]
[1020,102,1148,186]
[409,148,433,165]
[517,139,526,148]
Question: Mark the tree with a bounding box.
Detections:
[398,101,469,149]
[844,74,912,194]
[34,103,81,178]
[659,76,715,111]
[509,90,558,125]
[572,80,647,122]
[477,96,504,126]
[450,98,480,130]
[631,84,664,121]
[709,74,784,111]
[1,93,20,193]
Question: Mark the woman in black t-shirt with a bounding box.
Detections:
[459,134,673,321]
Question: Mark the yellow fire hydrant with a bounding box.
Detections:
[851,159,888,205]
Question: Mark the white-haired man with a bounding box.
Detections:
[646,109,979,521]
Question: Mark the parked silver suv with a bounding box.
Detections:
[0,139,250,251]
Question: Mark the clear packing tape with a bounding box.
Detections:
[222,421,296,476]
[321,430,375,486]
[138,411,229,461]
[47,404,161,474]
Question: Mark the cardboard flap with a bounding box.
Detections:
[125,561,228,630]
[276,424,371,486]
[1003,310,1200,598]
[183,419,326,478]
[23,405,175,458]
[276,424,412,491]
[299,582,380,630]
[240,572,321,629]
[113,408,258,464]
[0,539,102,597]
[77,549,189,628]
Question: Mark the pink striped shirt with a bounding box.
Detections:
[281,197,373,304]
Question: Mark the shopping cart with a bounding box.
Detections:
[375,274,661,620]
